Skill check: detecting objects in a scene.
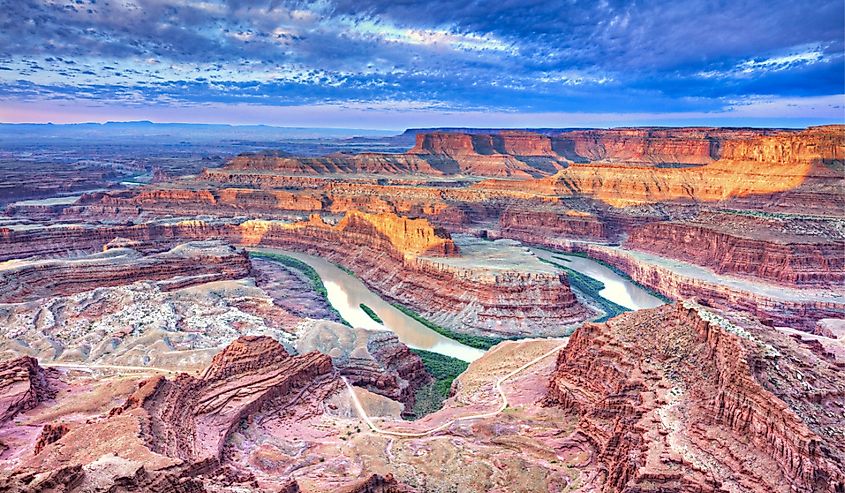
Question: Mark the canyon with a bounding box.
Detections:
[0,211,592,338]
[0,302,840,491]
[0,125,842,491]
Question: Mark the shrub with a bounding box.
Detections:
[408,349,469,419]
[359,303,383,324]
[390,302,508,350]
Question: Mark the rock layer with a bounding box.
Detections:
[625,213,845,287]
[567,241,845,331]
[4,336,342,491]
[546,302,845,492]
[0,241,250,303]
[228,125,844,180]
[0,357,56,424]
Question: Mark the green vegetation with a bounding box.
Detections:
[553,251,672,304]
[539,257,630,323]
[335,263,357,277]
[716,207,831,221]
[408,349,469,419]
[390,302,507,350]
[359,303,383,324]
[249,251,352,327]
[541,257,605,292]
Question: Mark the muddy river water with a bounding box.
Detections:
[532,248,665,310]
[276,251,486,362]
[263,245,663,363]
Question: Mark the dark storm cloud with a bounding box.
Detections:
[0,0,842,118]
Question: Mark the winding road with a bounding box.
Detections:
[343,341,568,438]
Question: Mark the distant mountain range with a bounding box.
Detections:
[0,121,397,143]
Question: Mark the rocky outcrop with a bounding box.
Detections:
[7,336,342,491]
[107,336,339,466]
[0,241,251,303]
[0,464,86,492]
[295,323,430,414]
[334,210,460,258]
[33,423,70,455]
[546,302,845,492]
[335,473,417,493]
[0,356,56,424]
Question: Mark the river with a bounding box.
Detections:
[256,246,661,363]
[532,248,664,310]
[264,250,486,362]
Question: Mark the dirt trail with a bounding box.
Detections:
[344,340,568,438]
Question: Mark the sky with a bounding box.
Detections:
[0,0,843,129]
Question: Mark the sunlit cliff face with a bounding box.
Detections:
[544,159,814,207]
[238,211,458,258]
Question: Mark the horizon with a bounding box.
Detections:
[1,119,843,132]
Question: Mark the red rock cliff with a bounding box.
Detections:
[625,214,845,287]
[546,303,844,492]
[225,126,843,179]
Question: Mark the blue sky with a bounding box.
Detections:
[1,0,843,129]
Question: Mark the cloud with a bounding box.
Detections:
[0,0,842,123]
